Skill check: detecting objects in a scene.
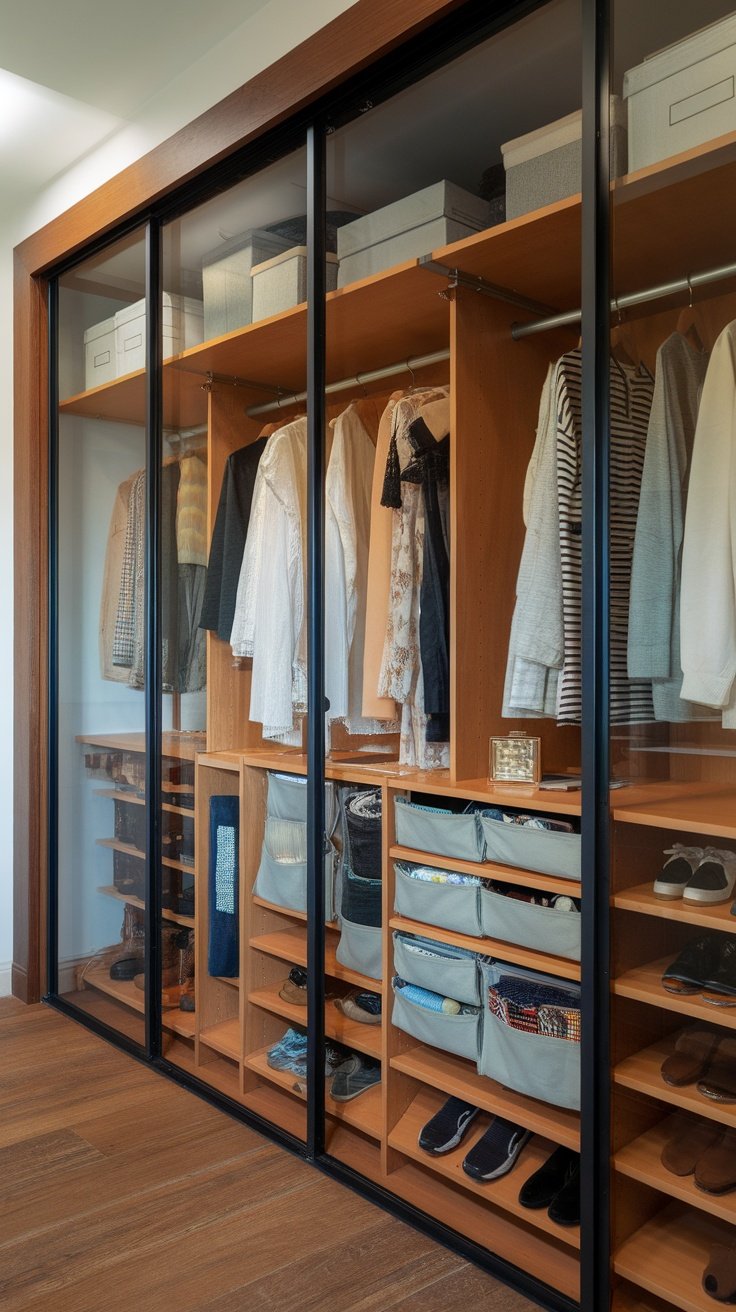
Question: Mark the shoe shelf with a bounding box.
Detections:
[614,958,736,1031]
[96,836,196,876]
[612,784,736,841]
[613,1282,684,1312]
[217,975,241,988]
[82,961,146,1014]
[614,1202,735,1312]
[199,1017,241,1061]
[162,1009,196,1040]
[389,844,582,900]
[97,884,194,930]
[613,885,736,934]
[249,923,380,993]
[615,1037,736,1133]
[390,1043,580,1150]
[93,788,195,819]
[615,1112,736,1227]
[77,730,205,761]
[387,1086,580,1248]
[388,913,581,984]
[248,981,382,1061]
[241,1082,306,1141]
[252,894,306,923]
[244,1043,383,1140]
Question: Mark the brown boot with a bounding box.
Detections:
[162,930,195,1007]
[109,905,146,981]
[133,923,184,991]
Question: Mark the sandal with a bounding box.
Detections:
[660,1026,721,1086]
[661,1116,722,1176]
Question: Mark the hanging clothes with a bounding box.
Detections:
[112,468,145,671]
[128,461,181,692]
[100,471,137,683]
[628,331,713,722]
[200,436,269,641]
[362,391,403,721]
[176,453,208,694]
[231,417,308,744]
[681,320,736,725]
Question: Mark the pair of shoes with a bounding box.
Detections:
[334,989,382,1024]
[661,1115,736,1194]
[703,1243,736,1302]
[660,1026,736,1102]
[662,935,736,1004]
[279,967,308,1007]
[654,845,736,905]
[267,1028,345,1080]
[416,1097,530,1181]
[329,1053,381,1101]
[519,1146,580,1225]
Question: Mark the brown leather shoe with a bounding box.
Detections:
[695,1127,736,1194]
[660,1026,721,1086]
[703,1243,736,1301]
[661,1116,722,1176]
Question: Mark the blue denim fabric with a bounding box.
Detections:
[342,866,382,928]
[208,794,239,977]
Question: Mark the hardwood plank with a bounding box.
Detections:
[0,1131,104,1189]
[0,998,27,1018]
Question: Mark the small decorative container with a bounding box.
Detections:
[489,731,541,787]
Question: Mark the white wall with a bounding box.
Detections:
[0,0,354,993]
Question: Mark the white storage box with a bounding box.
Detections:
[84,316,116,390]
[337,181,490,287]
[251,247,339,321]
[115,293,204,375]
[502,97,627,219]
[624,15,736,172]
[201,228,293,338]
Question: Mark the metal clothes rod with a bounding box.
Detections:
[511,257,736,340]
[245,347,450,417]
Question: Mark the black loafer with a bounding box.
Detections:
[519,1146,578,1209]
[662,934,724,995]
[548,1158,581,1226]
[109,956,142,981]
[702,937,736,1001]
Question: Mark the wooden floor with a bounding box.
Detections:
[0,999,539,1311]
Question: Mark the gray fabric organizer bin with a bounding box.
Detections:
[254,816,336,914]
[392,977,481,1063]
[479,1007,580,1110]
[480,888,581,961]
[266,772,308,823]
[394,861,483,937]
[202,227,293,338]
[394,796,485,862]
[337,917,383,981]
[480,813,581,881]
[393,931,482,1006]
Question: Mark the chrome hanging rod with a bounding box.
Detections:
[245,348,450,417]
[511,256,736,340]
[419,256,556,317]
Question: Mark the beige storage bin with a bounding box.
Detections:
[251,247,339,320]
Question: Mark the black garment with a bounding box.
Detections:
[402,417,450,743]
[200,437,268,641]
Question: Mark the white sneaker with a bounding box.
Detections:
[653,845,703,900]
[683,847,736,905]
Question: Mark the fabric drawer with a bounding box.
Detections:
[392,978,481,1063]
[392,931,482,1006]
[394,796,484,862]
[478,1006,580,1110]
[266,771,308,823]
[254,817,308,912]
[480,814,581,881]
[480,888,581,961]
[394,861,482,937]
[337,917,383,981]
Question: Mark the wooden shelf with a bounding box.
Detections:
[97,884,194,930]
[386,774,582,816]
[614,957,736,1031]
[390,844,581,898]
[388,1086,579,1248]
[614,1202,736,1312]
[612,1285,673,1312]
[82,961,145,1013]
[94,788,194,818]
[96,837,196,876]
[245,1044,382,1140]
[389,914,580,983]
[248,981,381,1060]
[59,362,208,429]
[613,783,736,840]
[241,1082,306,1141]
[251,895,307,923]
[162,1008,196,1039]
[391,1043,580,1150]
[200,1017,241,1061]
[613,883,736,933]
[250,924,381,992]
[615,1036,736,1132]
[77,730,204,761]
[616,1113,736,1226]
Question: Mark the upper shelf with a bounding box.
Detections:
[58,129,736,426]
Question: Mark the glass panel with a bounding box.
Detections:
[56,231,148,1045]
[161,143,310,1141]
[322,1,584,1279]
[608,4,736,1308]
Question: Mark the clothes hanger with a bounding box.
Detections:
[610,299,641,368]
[676,276,706,353]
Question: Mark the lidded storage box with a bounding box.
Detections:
[336,181,491,287]
[501,97,627,219]
[624,14,736,172]
[201,228,293,338]
[115,293,204,375]
[84,316,116,390]
[251,247,339,321]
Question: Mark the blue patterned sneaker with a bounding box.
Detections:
[267,1028,308,1076]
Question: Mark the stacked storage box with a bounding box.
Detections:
[501,97,627,219]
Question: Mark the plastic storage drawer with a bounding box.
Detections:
[480,887,581,961]
[394,861,483,937]
[392,978,481,1063]
[394,796,484,862]
[393,931,482,1006]
[480,812,580,881]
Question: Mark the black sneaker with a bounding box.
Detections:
[547,1157,581,1226]
[462,1117,531,1181]
[418,1096,480,1155]
[519,1146,578,1209]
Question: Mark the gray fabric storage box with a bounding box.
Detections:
[625,15,736,172]
[392,977,481,1063]
[393,931,482,1006]
[502,97,627,219]
[337,917,382,981]
[479,1007,580,1109]
[336,181,491,287]
[202,228,293,337]
[266,771,308,823]
[251,247,339,321]
[394,796,485,862]
[480,887,581,961]
[394,861,483,937]
[253,816,307,911]
[480,813,581,882]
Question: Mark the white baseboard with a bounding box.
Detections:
[0,962,11,997]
